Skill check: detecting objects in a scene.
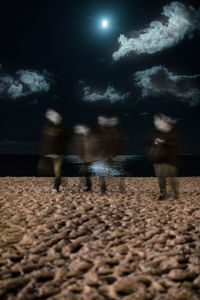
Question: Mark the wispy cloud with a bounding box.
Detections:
[0,67,53,100]
[134,65,200,106]
[82,84,130,103]
[113,2,199,61]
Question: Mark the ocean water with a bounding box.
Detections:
[0,154,199,177]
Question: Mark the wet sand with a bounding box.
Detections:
[0,177,200,300]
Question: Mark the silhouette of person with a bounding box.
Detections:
[38,108,69,193]
[97,115,128,194]
[146,113,180,200]
[73,124,101,191]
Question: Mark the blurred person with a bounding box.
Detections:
[38,108,69,193]
[73,124,101,191]
[146,113,180,200]
[97,115,128,194]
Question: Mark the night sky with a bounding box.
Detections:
[0,0,200,154]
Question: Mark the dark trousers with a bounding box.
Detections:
[38,155,63,191]
[81,163,92,190]
[154,163,179,197]
[99,159,125,194]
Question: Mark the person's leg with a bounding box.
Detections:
[119,177,125,194]
[53,155,63,192]
[170,177,179,199]
[100,177,106,194]
[85,176,92,191]
[85,163,92,191]
[168,166,179,199]
[154,164,166,200]
[53,176,61,192]
[82,163,92,191]
[158,176,166,199]
[118,161,125,193]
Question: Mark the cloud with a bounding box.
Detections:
[134,65,200,106]
[113,2,199,61]
[0,68,52,100]
[7,83,23,99]
[82,84,130,103]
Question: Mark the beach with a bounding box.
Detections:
[0,177,200,299]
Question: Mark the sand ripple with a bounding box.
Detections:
[0,177,200,299]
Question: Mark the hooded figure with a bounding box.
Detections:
[97,115,127,194]
[38,108,69,193]
[73,124,101,191]
[146,113,180,200]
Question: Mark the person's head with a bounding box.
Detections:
[154,113,177,133]
[74,124,91,136]
[45,109,62,125]
[97,115,119,128]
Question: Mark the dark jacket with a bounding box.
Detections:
[145,127,180,166]
[72,133,102,163]
[98,126,128,160]
[41,121,69,155]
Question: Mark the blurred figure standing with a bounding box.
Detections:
[38,108,69,193]
[73,124,101,191]
[97,115,128,194]
[146,113,180,200]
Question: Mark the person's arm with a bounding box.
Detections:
[164,131,180,148]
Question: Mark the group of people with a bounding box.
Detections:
[38,108,127,194]
[38,108,180,200]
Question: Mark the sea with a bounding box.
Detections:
[0,154,199,177]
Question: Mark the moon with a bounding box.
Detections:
[102,19,108,28]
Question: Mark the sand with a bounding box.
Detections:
[0,177,200,300]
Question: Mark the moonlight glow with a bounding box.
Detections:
[102,19,108,28]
